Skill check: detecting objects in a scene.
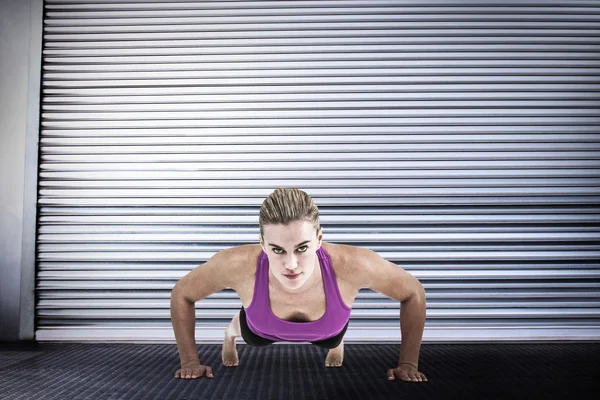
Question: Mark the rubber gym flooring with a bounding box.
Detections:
[1,342,598,400]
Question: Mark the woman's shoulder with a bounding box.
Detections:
[321,242,371,289]
[209,244,262,286]
[216,244,263,270]
[321,241,369,262]
[220,243,262,259]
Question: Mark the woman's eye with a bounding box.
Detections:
[297,246,308,252]
[273,248,283,254]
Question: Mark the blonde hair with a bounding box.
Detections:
[259,188,320,237]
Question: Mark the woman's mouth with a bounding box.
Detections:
[284,272,302,280]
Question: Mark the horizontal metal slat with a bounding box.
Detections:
[41,74,600,87]
[35,245,600,257]
[35,308,600,319]
[40,143,600,154]
[35,178,600,190]
[44,5,600,17]
[36,299,600,310]
[38,159,600,171]
[36,250,600,262]
[42,60,600,73]
[35,289,600,300]
[43,37,600,49]
[36,169,600,181]
[38,151,600,163]
[43,29,600,43]
[35,281,600,291]
[38,126,600,137]
[43,14,600,27]
[42,83,600,95]
[43,1,600,9]
[37,195,600,207]
[37,205,600,216]
[41,99,600,113]
[40,93,600,105]
[36,268,600,281]
[40,117,600,129]
[36,231,600,243]
[37,187,600,199]
[42,53,600,65]
[54,42,597,53]
[36,213,600,225]
[44,21,600,34]
[36,261,600,272]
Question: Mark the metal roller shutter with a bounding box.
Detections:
[37,0,600,342]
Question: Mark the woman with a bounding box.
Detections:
[170,188,427,382]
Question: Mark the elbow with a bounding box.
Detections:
[171,280,182,300]
[414,281,426,304]
[417,280,426,298]
[402,280,426,305]
[170,284,181,309]
[170,281,193,307]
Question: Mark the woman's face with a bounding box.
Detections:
[260,220,323,292]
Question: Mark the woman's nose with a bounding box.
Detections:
[284,255,298,270]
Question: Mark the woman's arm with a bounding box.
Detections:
[170,248,243,370]
[349,246,427,382]
[170,285,205,366]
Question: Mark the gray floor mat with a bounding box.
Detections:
[0,342,598,400]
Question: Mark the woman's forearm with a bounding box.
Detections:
[398,285,427,367]
[170,288,201,365]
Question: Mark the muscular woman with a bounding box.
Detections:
[170,188,427,382]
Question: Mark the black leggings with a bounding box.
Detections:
[238,306,348,349]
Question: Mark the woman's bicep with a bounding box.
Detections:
[357,248,422,303]
[173,250,237,303]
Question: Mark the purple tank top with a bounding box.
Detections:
[244,246,352,342]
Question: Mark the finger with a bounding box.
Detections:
[206,366,214,378]
[421,373,428,382]
[392,368,410,381]
[399,370,413,382]
[191,369,200,379]
[174,370,181,379]
[387,369,395,380]
[409,371,423,382]
[409,371,420,382]
[405,371,418,382]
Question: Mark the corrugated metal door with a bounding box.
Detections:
[37,0,600,342]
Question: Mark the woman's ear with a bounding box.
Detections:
[317,227,323,246]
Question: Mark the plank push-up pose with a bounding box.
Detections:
[170,188,427,382]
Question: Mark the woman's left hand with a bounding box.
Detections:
[387,364,428,382]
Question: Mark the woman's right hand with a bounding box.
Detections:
[174,360,214,379]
